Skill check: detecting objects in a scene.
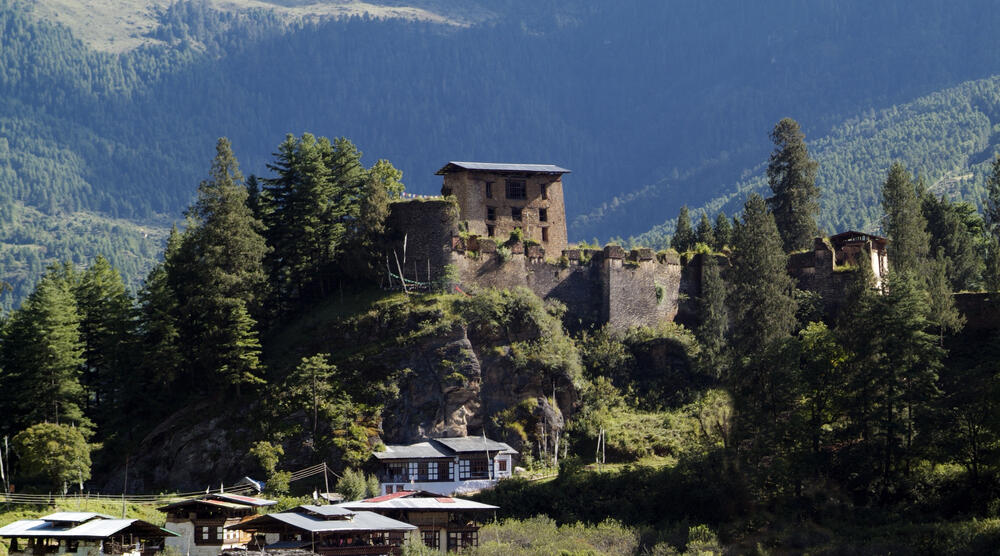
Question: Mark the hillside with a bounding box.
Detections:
[625,76,1000,248]
[5,0,1000,307]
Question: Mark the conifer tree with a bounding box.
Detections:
[74,255,136,430]
[695,211,715,248]
[921,193,983,290]
[671,205,694,252]
[837,266,944,499]
[728,194,798,354]
[0,265,89,435]
[172,139,269,394]
[985,155,1000,237]
[349,159,401,281]
[695,255,728,377]
[882,162,930,275]
[727,194,800,492]
[713,211,732,250]
[216,300,265,396]
[986,236,1000,292]
[766,118,820,252]
[186,137,269,314]
[926,249,965,342]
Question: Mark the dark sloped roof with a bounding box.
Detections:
[433,437,517,454]
[372,442,451,460]
[435,162,570,175]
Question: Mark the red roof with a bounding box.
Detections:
[435,497,455,503]
[363,491,417,503]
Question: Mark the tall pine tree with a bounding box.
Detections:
[0,265,88,435]
[766,118,820,252]
[671,205,694,252]
[882,162,930,275]
[695,211,715,247]
[713,210,732,250]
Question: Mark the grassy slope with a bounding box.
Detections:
[29,0,492,53]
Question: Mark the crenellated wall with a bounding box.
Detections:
[385,200,1000,334]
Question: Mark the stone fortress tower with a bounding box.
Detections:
[436,162,570,254]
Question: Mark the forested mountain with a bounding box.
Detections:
[5,0,1000,307]
[628,76,1000,248]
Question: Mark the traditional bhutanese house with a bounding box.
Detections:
[157,492,277,556]
[373,436,516,496]
[0,512,177,556]
[338,491,497,553]
[227,504,416,555]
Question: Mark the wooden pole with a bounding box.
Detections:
[393,250,408,295]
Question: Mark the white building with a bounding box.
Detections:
[0,512,176,556]
[373,436,517,496]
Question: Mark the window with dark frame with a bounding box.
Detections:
[505,179,526,200]
[539,208,547,222]
[541,183,549,200]
[485,182,493,198]
[487,225,495,238]
[422,530,440,549]
[498,458,507,472]
[541,227,549,242]
[486,206,496,221]
[511,207,523,221]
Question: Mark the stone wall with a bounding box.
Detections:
[386,200,460,284]
[954,292,1000,332]
[452,243,681,331]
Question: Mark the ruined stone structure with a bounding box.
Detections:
[788,231,889,315]
[386,194,903,331]
[437,162,570,255]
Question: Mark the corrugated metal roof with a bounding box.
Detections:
[373,442,450,460]
[0,517,177,539]
[292,505,354,517]
[42,513,112,523]
[340,496,497,512]
[157,499,248,511]
[433,437,517,454]
[210,492,277,506]
[234,511,415,533]
[435,162,570,175]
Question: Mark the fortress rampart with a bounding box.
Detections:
[387,200,1000,332]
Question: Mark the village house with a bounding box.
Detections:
[157,492,276,556]
[437,161,570,255]
[337,490,497,553]
[0,512,176,556]
[373,436,516,496]
[227,504,416,555]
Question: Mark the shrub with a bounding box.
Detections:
[337,467,379,501]
[508,227,525,244]
[497,245,513,263]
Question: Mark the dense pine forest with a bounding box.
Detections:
[7,0,1000,309]
[0,119,999,552]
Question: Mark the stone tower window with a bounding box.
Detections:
[487,225,495,237]
[511,207,523,221]
[539,208,548,222]
[541,183,549,200]
[487,206,496,221]
[542,227,549,242]
[485,181,493,198]
[505,179,527,200]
